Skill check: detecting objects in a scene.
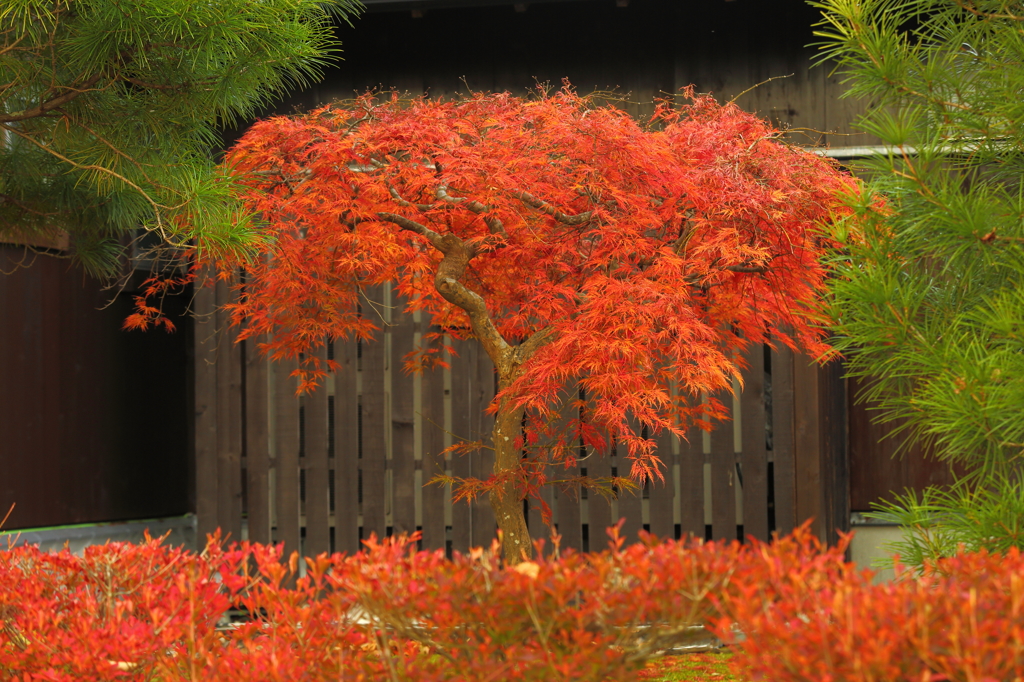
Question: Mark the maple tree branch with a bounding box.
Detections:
[514,326,556,363]
[388,185,436,212]
[434,238,512,367]
[374,210,510,362]
[436,185,488,213]
[724,264,768,274]
[436,185,509,241]
[375,211,447,251]
[511,190,593,226]
[670,209,699,255]
[483,215,509,241]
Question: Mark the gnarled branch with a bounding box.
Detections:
[387,185,436,212]
[511,190,593,226]
[375,211,446,250]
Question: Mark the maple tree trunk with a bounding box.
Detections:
[490,377,532,564]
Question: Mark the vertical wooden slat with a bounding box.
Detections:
[361,284,388,542]
[470,349,497,549]
[709,392,737,542]
[678,420,705,541]
[304,344,331,557]
[555,484,582,552]
[649,428,676,541]
[274,357,301,559]
[819,359,849,546]
[245,334,271,545]
[740,344,769,543]
[193,274,218,546]
[771,344,797,536]
[551,386,582,552]
[528,485,555,548]
[390,300,417,537]
[555,471,582,553]
[793,357,823,540]
[334,337,361,555]
[420,333,448,551]
[448,339,475,554]
[615,432,643,544]
[585,432,614,552]
[215,278,243,544]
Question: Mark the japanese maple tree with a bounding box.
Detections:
[203,88,855,562]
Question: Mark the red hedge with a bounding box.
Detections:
[713,540,1024,682]
[2,524,1022,681]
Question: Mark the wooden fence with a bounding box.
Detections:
[193,278,846,559]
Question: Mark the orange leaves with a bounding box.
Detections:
[204,85,859,491]
[714,539,1024,682]
[9,523,1024,681]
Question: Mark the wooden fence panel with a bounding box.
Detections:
[552,387,582,552]
[334,337,361,555]
[390,299,418,537]
[469,348,497,550]
[420,335,448,551]
[193,275,219,546]
[448,338,478,554]
[361,285,388,542]
[245,334,271,546]
[615,432,644,544]
[304,345,331,557]
[585,430,614,552]
[793,355,823,540]
[556,471,582,553]
[274,357,301,559]
[740,344,770,543]
[214,279,243,545]
[710,387,737,542]
[771,344,797,536]
[650,428,676,541]
[196,321,843,558]
[528,485,554,545]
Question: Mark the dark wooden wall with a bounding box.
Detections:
[847,377,958,512]
[0,246,192,530]
[276,0,876,149]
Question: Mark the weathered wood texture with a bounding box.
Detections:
[847,376,958,513]
[282,0,877,151]
[197,317,846,554]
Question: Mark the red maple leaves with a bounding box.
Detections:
[218,87,852,465]
[135,86,858,558]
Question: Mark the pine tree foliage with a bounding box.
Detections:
[0,0,361,277]
[814,0,1024,564]
[192,89,855,562]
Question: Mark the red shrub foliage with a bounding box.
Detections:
[3,524,1023,681]
[713,538,1024,682]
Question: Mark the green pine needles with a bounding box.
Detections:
[813,0,1024,567]
[0,0,362,277]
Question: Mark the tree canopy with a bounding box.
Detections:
[192,89,856,561]
[815,0,1024,563]
[0,0,362,277]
